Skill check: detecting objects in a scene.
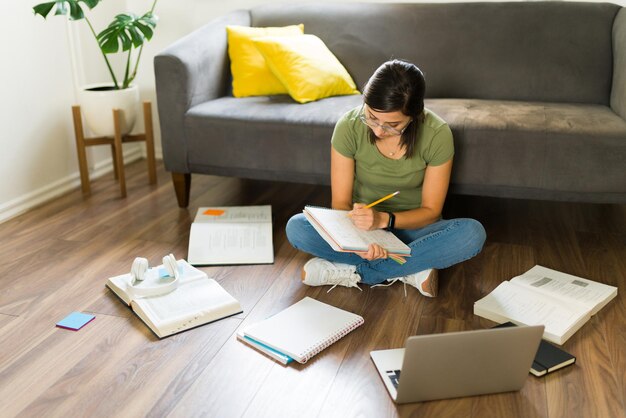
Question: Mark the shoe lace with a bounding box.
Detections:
[372,278,408,297]
[323,268,362,293]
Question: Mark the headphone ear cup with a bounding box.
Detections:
[162,254,178,278]
[131,257,149,283]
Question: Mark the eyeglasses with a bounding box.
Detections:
[359,106,412,136]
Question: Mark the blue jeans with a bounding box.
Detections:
[286,213,486,285]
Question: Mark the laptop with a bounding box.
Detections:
[370,325,544,404]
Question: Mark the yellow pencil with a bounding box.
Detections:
[363,191,400,209]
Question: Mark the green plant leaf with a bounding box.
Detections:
[97,12,158,54]
[134,21,154,40]
[33,2,56,18]
[33,0,101,21]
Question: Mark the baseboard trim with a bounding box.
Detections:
[0,148,143,224]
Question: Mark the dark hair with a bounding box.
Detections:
[362,59,426,158]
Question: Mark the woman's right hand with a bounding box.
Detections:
[350,203,387,231]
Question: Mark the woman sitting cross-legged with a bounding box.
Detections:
[286,59,486,296]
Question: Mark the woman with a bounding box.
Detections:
[286,59,486,296]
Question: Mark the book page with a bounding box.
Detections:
[188,206,274,265]
[193,206,272,223]
[303,206,410,254]
[511,265,617,314]
[474,281,590,344]
[106,274,132,305]
[134,278,241,334]
[188,222,274,265]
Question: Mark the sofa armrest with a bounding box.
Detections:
[154,10,251,173]
[611,7,626,120]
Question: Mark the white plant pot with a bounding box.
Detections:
[77,84,140,137]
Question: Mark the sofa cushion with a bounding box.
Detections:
[186,96,626,198]
[252,34,359,103]
[226,24,304,97]
[251,2,619,105]
[185,95,363,182]
[427,99,626,198]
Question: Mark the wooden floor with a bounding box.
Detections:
[0,159,624,418]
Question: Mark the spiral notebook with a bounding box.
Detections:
[239,297,364,364]
[303,206,410,258]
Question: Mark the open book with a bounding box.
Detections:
[237,297,364,364]
[303,206,410,261]
[188,206,274,265]
[106,259,242,338]
[474,265,617,345]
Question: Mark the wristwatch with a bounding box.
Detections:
[385,212,396,230]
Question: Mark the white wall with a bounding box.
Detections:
[1,2,77,221]
[0,1,143,222]
[1,0,624,223]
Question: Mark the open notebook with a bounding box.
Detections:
[238,297,364,364]
[303,206,410,262]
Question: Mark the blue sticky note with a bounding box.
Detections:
[56,312,95,331]
[158,265,184,278]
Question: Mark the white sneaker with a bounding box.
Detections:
[401,269,438,297]
[301,258,362,292]
[372,269,438,297]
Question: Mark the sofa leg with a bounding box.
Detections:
[171,172,191,208]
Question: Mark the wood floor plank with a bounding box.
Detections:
[566,231,626,418]
[316,287,426,418]
[0,237,176,367]
[0,160,623,418]
[0,313,18,330]
[240,276,402,418]
[167,251,313,418]
[0,314,129,417]
[32,317,241,418]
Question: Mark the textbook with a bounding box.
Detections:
[494,323,576,377]
[303,206,410,260]
[188,206,274,265]
[238,297,364,364]
[106,259,242,338]
[475,265,617,345]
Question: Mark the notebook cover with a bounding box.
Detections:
[493,322,575,377]
[242,297,364,363]
[533,339,576,374]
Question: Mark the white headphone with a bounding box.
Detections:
[128,254,180,299]
[130,257,149,284]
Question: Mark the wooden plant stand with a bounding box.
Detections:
[72,101,157,198]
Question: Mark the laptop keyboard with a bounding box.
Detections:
[386,369,401,389]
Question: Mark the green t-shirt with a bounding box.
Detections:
[331,106,454,211]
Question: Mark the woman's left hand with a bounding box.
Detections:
[350,203,385,231]
[359,243,388,260]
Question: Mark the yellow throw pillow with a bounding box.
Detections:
[227,24,304,97]
[252,34,360,104]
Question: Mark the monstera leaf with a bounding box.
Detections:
[33,0,159,89]
[97,12,158,54]
[33,0,100,21]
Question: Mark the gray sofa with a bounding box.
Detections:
[154,1,626,208]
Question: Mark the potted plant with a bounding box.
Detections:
[33,0,158,136]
